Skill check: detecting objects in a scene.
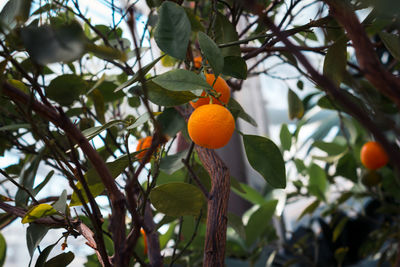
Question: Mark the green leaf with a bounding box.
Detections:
[146,81,196,107]
[157,108,186,138]
[380,32,400,61]
[22,204,57,224]
[126,112,151,130]
[323,36,347,86]
[313,141,346,155]
[26,224,50,257]
[214,12,241,57]
[332,217,348,242]
[46,74,86,106]
[90,89,105,124]
[159,222,177,249]
[227,98,257,127]
[85,43,126,61]
[222,56,247,80]
[21,21,86,65]
[35,242,57,267]
[44,251,74,267]
[335,153,357,182]
[150,182,205,217]
[0,123,31,131]
[154,1,191,60]
[288,89,304,120]
[230,176,245,194]
[0,0,32,30]
[0,232,6,267]
[279,124,292,151]
[231,182,266,205]
[245,200,278,246]
[81,120,124,141]
[297,199,320,221]
[152,69,211,92]
[308,164,327,201]
[198,31,224,76]
[70,154,132,206]
[114,55,163,92]
[227,212,246,240]
[243,135,286,189]
[159,150,187,175]
[52,190,67,213]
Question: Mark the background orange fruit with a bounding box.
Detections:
[187,104,235,149]
[136,136,153,162]
[360,141,389,170]
[194,56,202,68]
[190,73,231,109]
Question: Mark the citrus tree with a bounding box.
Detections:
[0,0,400,266]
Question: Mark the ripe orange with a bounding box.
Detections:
[360,141,389,170]
[194,56,202,69]
[190,73,231,109]
[136,136,153,162]
[187,104,235,149]
[141,228,147,255]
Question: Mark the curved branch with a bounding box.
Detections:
[1,82,127,265]
[324,0,400,107]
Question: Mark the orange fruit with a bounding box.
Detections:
[194,56,202,68]
[187,104,235,149]
[190,73,231,109]
[136,136,153,162]
[360,141,389,170]
[141,228,147,255]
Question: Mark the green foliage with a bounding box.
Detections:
[198,31,224,76]
[243,135,286,188]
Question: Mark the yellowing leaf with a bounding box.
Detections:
[22,204,57,224]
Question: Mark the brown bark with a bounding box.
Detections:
[196,147,230,267]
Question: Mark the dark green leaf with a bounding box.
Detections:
[95,81,125,103]
[380,32,400,61]
[21,21,86,65]
[323,36,347,86]
[154,1,191,60]
[152,69,211,92]
[227,98,257,127]
[288,89,304,120]
[0,0,32,30]
[332,217,348,242]
[214,12,240,57]
[227,212,246,240]
[308,164,327,201]
[35,242,57,267]
[279,124,292,151]
[198,31,224,76]
[297,199,320,221]
[90,89,105,124]
[159,150,187,175]
[243,135,286,188]
[222,56,247,80]
[335,153,358,182]
[245,200,278,246]
[230,176,245,194]
[0,232,6,267]
[157,108,185,138]
[114,55,163,92]
[44,251,74,267]
[26,224,49,257]
[46,74,86,106]
[146,81,196,107]
[150,182,205,217]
